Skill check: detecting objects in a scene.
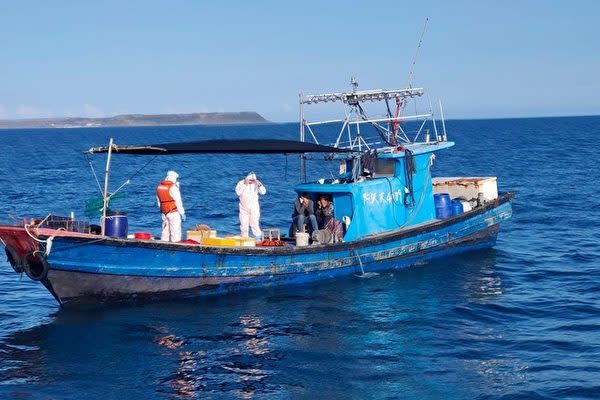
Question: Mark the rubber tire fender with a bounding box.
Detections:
[5,247,24,274]
[22,251,49,281]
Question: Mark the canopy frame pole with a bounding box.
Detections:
[100,137,114,236]
[299,93,307,182]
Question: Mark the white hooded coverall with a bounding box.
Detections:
[157,171,185,242]
[235,173,266,239]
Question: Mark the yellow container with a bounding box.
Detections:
[186,230,206,242]
[225,236,256,247]
[201,237,238,247]
[187,230,218,242]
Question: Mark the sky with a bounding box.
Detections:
[0,0,598,122]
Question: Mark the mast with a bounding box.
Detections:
[100,137,114,236]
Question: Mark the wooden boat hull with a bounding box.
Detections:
[1,194,513,306]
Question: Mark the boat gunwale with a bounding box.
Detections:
[45,223,503,306]
[32,192,514,255]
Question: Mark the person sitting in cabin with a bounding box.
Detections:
[316,194,334,229]
[316,194,344,242]
[156,170,186,242]
[290,192,318,238]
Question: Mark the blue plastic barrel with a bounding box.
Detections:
[434,193,452,219]
[104,211,128,238]
[451,199,464,216]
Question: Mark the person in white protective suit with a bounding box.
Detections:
[235,172,266,239]
[156,170,186,242]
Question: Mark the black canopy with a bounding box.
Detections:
[86,139,353,155]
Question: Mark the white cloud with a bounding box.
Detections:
[82,103,105,118]
[281,101,293,112]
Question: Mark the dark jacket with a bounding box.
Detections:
[292,198,315,217]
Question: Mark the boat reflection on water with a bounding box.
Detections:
[154,314,273,399]
[438,250,530,393]
[239,315,270,357]
[154,330,193,397]
[230,315,271,399]
[460,250,504,302]
[0,250,524,399]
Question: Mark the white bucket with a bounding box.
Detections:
[295,232,309,247]
[460,200,472,212]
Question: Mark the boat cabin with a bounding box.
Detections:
[295,141,454,241]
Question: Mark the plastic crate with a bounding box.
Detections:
[38,215,91,233]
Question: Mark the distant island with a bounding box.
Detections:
[0,111,270,129]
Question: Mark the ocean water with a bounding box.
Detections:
[0,116,599,399]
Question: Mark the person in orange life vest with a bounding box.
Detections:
[235,172,266,239]
[156,170,186,242]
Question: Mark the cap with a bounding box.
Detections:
[166,170,179,182]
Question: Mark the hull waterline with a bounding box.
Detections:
[45,224,500,305]
[23,193,512,306]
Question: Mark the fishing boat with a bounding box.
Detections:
[0,79,513,306]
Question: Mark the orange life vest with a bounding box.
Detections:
[156,180,177,214]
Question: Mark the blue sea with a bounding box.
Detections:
[0,116,599,399]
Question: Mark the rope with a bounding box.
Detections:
[23,225,66,257]
[125,155,159,183]
[384,97,394,143]
[84,153,104,195]
[108,155,159,199]
[24,224,109,257]
[353,249,365,275]
[357,103,394,147]
[399,154,435,229]
[86,152,158,205]
[385,97,393,119]
[6,213,20,224]
[24,224,48,243]
[406,17,429,89]
[393,97,402,145]
[36,214,52,227]
[384,153,434,230]
[404,149,416,207]
[108,179,130,199]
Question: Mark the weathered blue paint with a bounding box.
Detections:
[295,142,452,241]
[40,196,512,304]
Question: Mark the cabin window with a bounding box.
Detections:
[372,158,395,178]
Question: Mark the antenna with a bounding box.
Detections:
[428,95,439,141]
[406,17,429,89]
[350,76,358,93]
[439,100,447,141]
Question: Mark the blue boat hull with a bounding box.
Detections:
[36,194,513,305]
